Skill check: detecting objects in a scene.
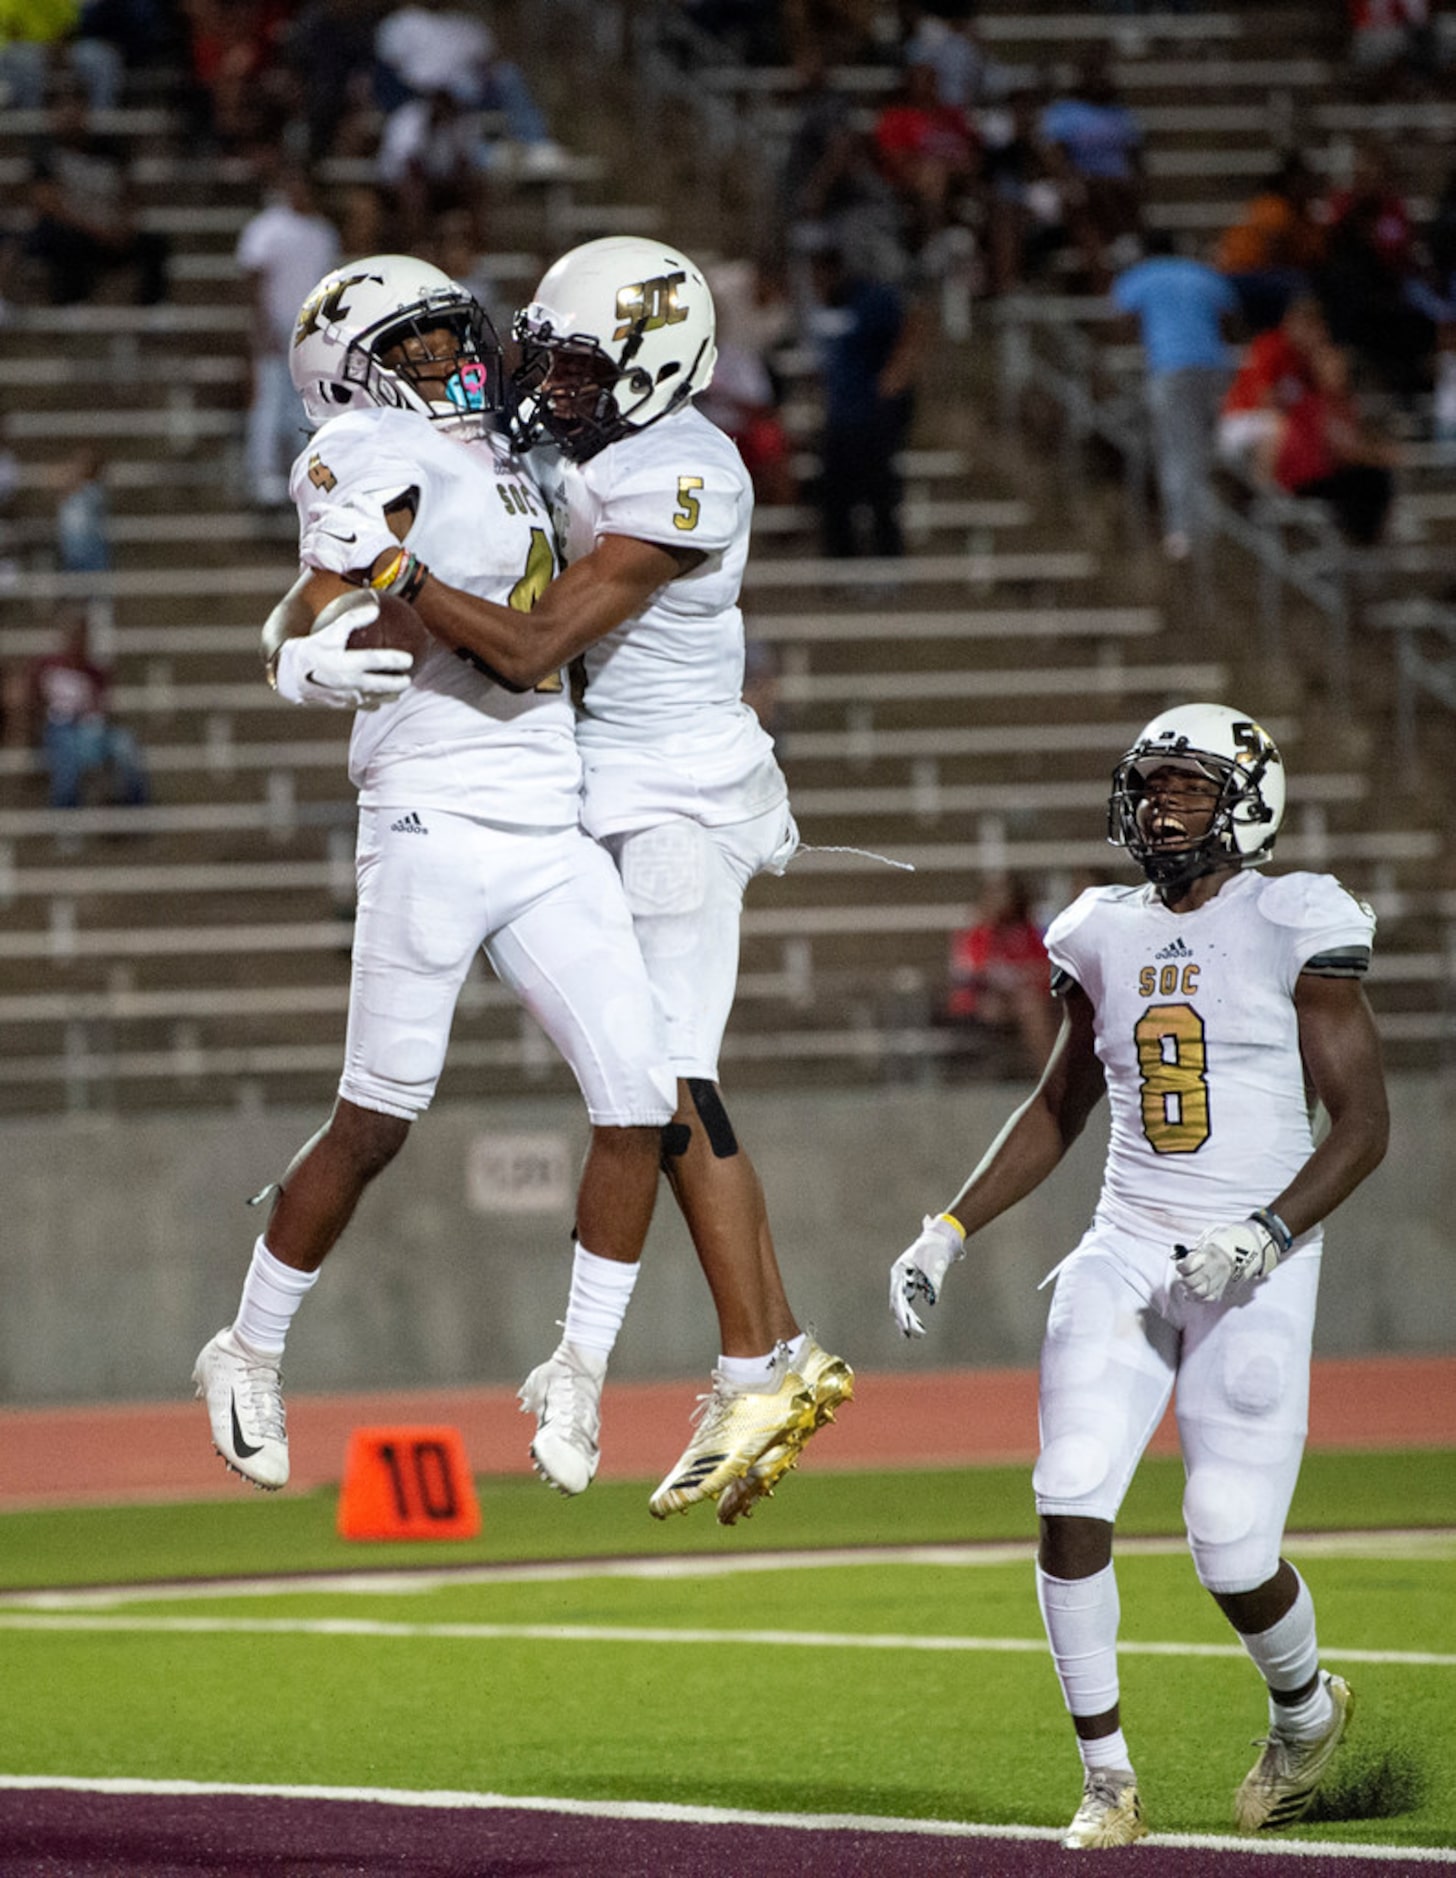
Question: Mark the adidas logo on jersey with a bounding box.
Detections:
[1155,936,1193,961]
[390,811,427,835]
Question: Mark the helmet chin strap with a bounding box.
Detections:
[1140,838,1234,893]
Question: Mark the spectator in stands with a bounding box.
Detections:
[53,444,112,574]
[1214,153,1327,334]
[237,166,341,509]
[373,1,552,151]
[375,86,486,245]
[901,3,1010,112]
[1272,340,1397,547]
[872,56,981,261]
[1112,230,1240,559]
[778,51,907,284]
[805,235,926,557]
[941,873,1057,1079]
[281,0,384,161]
[0,0,141,110]
[429,203,503,330]
[980,86,1068,295]
[1317,141,1434,395]
[1346,0,1437,95]
[180,0,293,149]
[1216,293,1326,483]
[1038,52,1143,291]
[28,611,149,808]
[698,256,799,506]
[782,0,880,66]
[24,80,169,304]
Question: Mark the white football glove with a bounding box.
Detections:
[300,497,400,580]
[1172,1217,1283,1303]
[272,595,412,711]
[890,1214,966,1338]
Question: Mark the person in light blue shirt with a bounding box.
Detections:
[1113,233,1241,556]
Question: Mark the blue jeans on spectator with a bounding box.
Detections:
[43,719,150,808]
[1146,365,1229,547]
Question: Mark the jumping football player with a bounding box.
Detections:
[193,255,677,1490]
[300,238,852,1524]
[889,704,1387,1844]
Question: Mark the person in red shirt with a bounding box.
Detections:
[943,873,1056,1077]
[1216,295,1327,480]
[1273,342,1396,545]
[28,612,150,808]
[874,59,980,254]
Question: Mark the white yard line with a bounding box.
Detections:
[1,1610,1453,1668]
[0,1775,1452,1863]
[3,1527,1452,1611]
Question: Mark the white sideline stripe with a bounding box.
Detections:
[3,1529,1451,1611]
[1,1610,1454,1668]
[0,1777,1452,1863]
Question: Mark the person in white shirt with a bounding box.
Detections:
[301,238,853,1525]
[888,704,1388,1847]
[235,168,340,507]
[193,256,677,1497]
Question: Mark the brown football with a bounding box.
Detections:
[346,591,432,661]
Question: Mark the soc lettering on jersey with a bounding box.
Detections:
[1044,870,1374,1236]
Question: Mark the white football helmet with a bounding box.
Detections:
[289,254,504,437]
[511,236,718,459]
[1108,702,1285,887]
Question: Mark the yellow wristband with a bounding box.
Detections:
[937,1211,967,1241]
[368,548,409,591]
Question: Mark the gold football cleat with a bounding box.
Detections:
[1234,1674,1353,1832]
[648,1353,816,1519]
[1062,1768,1148,1849]
[715,1338,854,1525]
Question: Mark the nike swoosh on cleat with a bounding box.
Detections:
[230,1393,264,1459]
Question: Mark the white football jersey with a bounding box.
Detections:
[1045,869,1376,1239]
[291,408,579,826]
[531,406,784,836]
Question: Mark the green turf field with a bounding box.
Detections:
[2,1452,1453,1849]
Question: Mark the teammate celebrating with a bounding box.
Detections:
[301,238,852,1524]
[193,255,677,1492]
[888,704,1388,1845]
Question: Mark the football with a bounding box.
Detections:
[345,591,432,662]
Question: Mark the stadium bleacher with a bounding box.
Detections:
[0,0,1452,1118]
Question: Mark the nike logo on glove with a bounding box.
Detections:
[230,1393,263,1458]
[321,530,358,545]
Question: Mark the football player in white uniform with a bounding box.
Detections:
[300,238,852,1525]
[887,704,1388,1846]
[193,256,678,1497]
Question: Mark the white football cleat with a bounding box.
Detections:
[1234,1673,1354,1832]
[1062,1767,1148,1849]
[519,1340,607,1496]
[192,1327,289,1490]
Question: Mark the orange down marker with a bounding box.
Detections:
[337,1425,481,1541]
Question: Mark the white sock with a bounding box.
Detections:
[1037,1563,1123,1724]
[1236,1572,1330,1737]
[718,1351,780,1391]
[561,1243,639,1357]
[232,1237,318,1357]
[784,1331,808,1367]
[1079,1727,1133,1774]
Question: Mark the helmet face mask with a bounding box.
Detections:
[510,237,718,460]
[1108,703,1285,891]
[290,255,505,439]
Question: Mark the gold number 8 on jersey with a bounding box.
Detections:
[1134,1003,1211,1154]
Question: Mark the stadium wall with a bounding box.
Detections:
[2,1075,1452,1405]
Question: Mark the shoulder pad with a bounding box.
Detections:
[1257,870,1377,940]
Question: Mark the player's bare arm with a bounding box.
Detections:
[945,984,1107,1237]
[891,985,1105,1336]
[409,531,705,691]
[1269,970,1389,1238]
